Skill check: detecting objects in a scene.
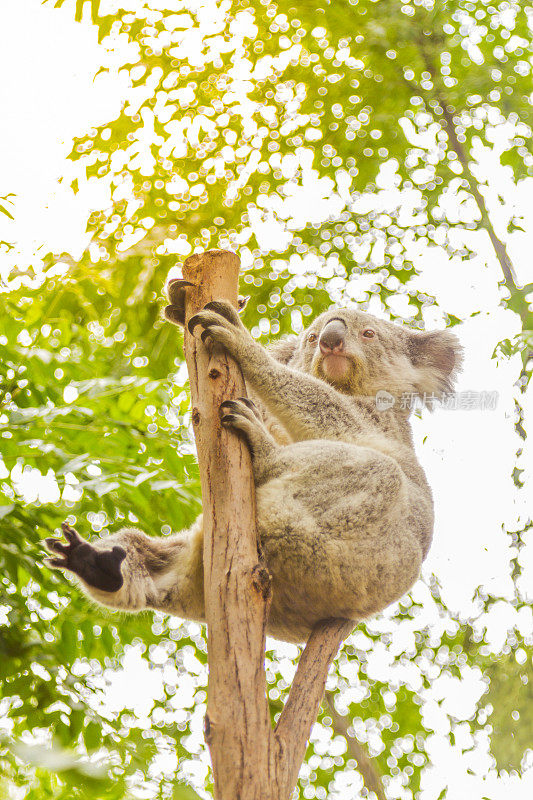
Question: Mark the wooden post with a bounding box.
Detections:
[179,248,350,799]
[181,250,274,799]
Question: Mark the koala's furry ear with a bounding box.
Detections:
[408,329,463,396]
[268,336,299,365]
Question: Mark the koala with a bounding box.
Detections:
[45,286,462,643]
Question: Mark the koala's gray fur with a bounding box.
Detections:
[45,300,462,643]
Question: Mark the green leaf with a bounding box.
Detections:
[0,204,14,220]
[60,620,78,663]
[485,648,533,771]
[100,625,116,657]
[90,0,100,24]
[172,785,203,800]
[83,721,102,752]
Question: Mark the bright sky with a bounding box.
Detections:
[1,1,533,798]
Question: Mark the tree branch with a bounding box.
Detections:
[416,40,523,302]
[275,619,353,793]
[325,690,387,800]
[437,100,519,295]
[390,40,528,321]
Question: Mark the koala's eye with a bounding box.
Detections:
[362,328,375,339]
[307,333,318,344]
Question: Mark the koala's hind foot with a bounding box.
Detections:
[220,397,277,479]
[45,522,126,593]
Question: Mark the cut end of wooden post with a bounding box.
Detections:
[184,248,239,266]
[182,250,241,300]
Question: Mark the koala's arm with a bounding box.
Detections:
[187,302,362,441]
[45,521,205,620]
[244,354,359,441]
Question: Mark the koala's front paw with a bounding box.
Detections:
[188,300,251,357]
[164,278,195,327]
[219,397,274,458]
[220,396,262,426]
[164,282,250,328]
[45,522,126,593]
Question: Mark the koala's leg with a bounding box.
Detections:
[219,397,279,482]
[189,301,359,441]
[45,520,205,621]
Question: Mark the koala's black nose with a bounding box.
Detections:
[319,319,346,354]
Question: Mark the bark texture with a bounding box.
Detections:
[181,249,349,800]
[182,250,273,800]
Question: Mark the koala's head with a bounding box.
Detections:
[281,308,462,405]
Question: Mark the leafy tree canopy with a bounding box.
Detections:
[1,0,532,797]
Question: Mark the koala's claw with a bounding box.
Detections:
[203,300,241,326]
[200,327,216,345]
[220,397,261,421]
[219,399,239,415]
[61,521,83,545]
[164,279,196,327]
[187,312,204,336]
[218,397,274,458]
[188,311,226,337]
[45,522,83,565]
[44,522,126,593]
[166,291,248,330]
[188,300,244,335]
[239,396,260,415]
[219,398,263,430]
[168,278,195,292]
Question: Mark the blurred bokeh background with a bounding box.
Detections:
[0,1,532,798]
